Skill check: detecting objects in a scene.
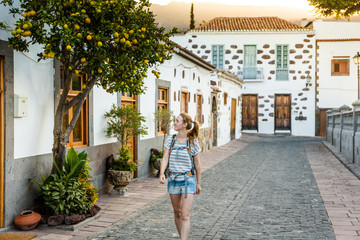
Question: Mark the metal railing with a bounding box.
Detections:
[276,69,289,80]
[238,67,264,80]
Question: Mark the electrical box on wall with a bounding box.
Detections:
[14,94,28,117]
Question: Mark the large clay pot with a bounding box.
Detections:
[107,170,133,195]
[14,210,41,230]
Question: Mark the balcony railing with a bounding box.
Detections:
[276,69,289,80]
[238,67,264,80]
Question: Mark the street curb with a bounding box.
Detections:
[322,141,360,180]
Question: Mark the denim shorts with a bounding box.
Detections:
[167,176,196,195]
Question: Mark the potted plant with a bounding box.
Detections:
[149,148,163,176]
[151,108,173,175]
[105,104,147,195]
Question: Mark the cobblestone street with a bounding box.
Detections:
[87,135,337,240]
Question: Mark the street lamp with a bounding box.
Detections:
[353,52,360,99]
[306,74,311,87]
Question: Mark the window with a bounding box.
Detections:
[181,91,189,113]
[196,94,203,124]
[61,72,88,148]
[331,59,349,76]
[243,45,257,79]
[157,87,168,134]
[212,45,224,70]
[224,92,228,106]
[276,45,289,80]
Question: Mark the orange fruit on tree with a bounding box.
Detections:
[74,24,80,30]
[86,35,92,40]
[97,41,103,47]
[81,57,86,62]
[22,30,31,37]
[66,45,72,50]
[85,17,91,24]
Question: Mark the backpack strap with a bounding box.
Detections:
[169,134,176,152]
[186,138,195,175]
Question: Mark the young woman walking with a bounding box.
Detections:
[159,113,202,240]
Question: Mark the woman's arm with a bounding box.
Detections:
[159,148,169,184]
[193,154,201,195]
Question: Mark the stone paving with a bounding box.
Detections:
[9,134,360,239]
[87,135,336,240]
[8,135,255,240]
[306,142,360,240]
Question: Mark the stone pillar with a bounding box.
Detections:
[332,108,340,149]
[352,101,360,164]
[326,109,332,143]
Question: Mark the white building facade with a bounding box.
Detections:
[309,20,360,136]
[173,17,316,136]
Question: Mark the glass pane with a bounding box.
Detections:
[158,90,160,100]
[72,75,82,91]
[73,104,83,142]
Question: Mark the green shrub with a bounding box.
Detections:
[40,175,92,215]
[111,146,137,172]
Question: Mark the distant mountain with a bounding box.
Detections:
[150,1,360,31]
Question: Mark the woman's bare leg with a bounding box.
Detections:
[180,193,195,240]
[170,194,183,236]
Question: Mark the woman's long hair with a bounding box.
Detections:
[180,112,199,145]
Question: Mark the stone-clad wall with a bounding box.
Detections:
[172,32,316,136]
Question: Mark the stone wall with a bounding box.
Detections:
[327,104,360,165]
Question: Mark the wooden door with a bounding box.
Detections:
[275,95,291,131]
[211,95,217,147]
[319,109,328,137]
[181,92,188,113]
[121,92,137,177]
[230,98,236,139]
[241,94,258,130]
[0,57,4,227]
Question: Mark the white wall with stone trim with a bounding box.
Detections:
[313,21,360,109]
[173,30,316,136]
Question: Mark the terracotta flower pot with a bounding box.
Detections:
[14,210,41,230]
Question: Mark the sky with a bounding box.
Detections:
[149,0,313,10]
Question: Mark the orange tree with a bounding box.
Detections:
[1,0,176,173]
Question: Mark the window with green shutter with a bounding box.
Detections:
[276,45,289,80]
[212,45,224,70]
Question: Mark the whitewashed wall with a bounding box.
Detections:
[140,52,212,140]
[13,51,55,158]
[216,75,242,146]
[313,21,360,109]
[92,86,118,146]
[173,31,316,136]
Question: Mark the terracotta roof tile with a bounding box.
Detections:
[192,17,305,32]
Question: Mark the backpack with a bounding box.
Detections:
[168,134,195,176]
